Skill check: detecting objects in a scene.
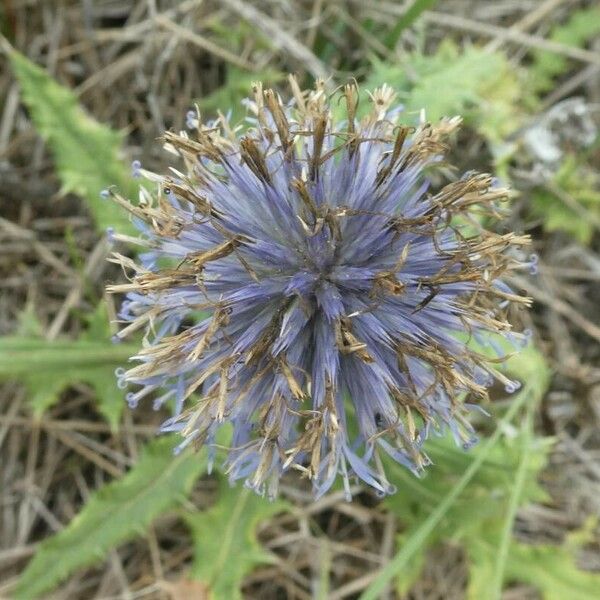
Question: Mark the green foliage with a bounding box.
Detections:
[468,521,600,600]
[185,475,290,600]
[365,41,523,145]
[381,431,552,598]
[6,13,599,600]
[363,345,600,599]
[0,303,135,428]
[504,341,550,384]
[8,49,137,234]
[14,437,207,600]
[529,7,600,96]
[360,389,539,599]
[360,346,557,599]
[198,67,284,124]
[532,155,600,243]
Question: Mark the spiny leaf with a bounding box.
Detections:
[0,303,135,428]
[380,427,551,597]
[8,48,137,234]
[467,526,600,600]
[185,475,291,600]
[467,516,600,599]
[366,329,596,600]
[13,437,207,600]
[532,155,600,244]
[490,535,600,600]
[361,383,547,598]
[530,7,600,95]
[378,344,600,600]
[365,41,523,144]
[361,346,552,599]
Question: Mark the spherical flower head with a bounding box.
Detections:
[107,78,532,500]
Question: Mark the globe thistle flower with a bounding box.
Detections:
[106,78,532,500]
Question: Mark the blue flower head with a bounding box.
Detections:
[107,79,531,500]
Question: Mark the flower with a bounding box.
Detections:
[107,78,532,500]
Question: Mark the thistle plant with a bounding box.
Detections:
[107,78,532,499]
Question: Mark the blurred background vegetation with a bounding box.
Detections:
[0,1,599,598]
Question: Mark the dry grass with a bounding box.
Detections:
[1,1,599,598]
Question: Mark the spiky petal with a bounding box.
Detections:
[107,79,532,499]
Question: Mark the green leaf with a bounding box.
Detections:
[361,380,546,599]
[529,7,600,95]
[532,155,600,244]
[365,41,523,145]
[361,347,552,599]
[0,305,136,428]
[14,437,206,600]
[8,48,137,234]
[493,536,600,600]
[363,341,600,599]
[467,529,600,600]
[185,475,290,600]
[504,342,551,389]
